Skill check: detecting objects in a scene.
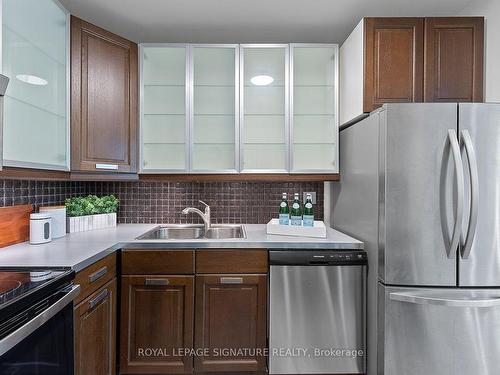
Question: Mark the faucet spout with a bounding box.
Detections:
[181,201,211,232]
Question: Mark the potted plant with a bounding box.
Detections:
[66,195,119,233]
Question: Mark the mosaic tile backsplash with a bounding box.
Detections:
[0,180,324,224]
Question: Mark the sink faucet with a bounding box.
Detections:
[182,200,211,232]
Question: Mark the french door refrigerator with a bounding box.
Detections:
[331,103,500,375]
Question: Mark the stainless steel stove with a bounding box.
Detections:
[0,267,79,374]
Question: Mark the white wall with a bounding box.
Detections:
[461,0,500,102]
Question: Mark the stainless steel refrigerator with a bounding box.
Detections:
[330,103,500,375]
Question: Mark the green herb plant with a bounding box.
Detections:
[65,195,119,217]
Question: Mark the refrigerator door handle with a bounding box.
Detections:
[460,130,479,259]
[447,129,465,259]
[390,292,500,308]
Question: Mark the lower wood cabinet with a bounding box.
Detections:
[119,249,268,374]
[74,278,117,375]
[119,275,194,374]
[194,274,267,373]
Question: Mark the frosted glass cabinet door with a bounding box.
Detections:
[291,45,338,172]
[192,46,237,171]
[241,45,288,171]
[2,0,68,169]
[142,46,187,170]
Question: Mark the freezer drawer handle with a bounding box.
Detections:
[447,130,465,259]
[460,130,479,260]
[390,292,500,308]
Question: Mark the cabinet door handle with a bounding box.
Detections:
[89,289,108,310]
[88,266,108,283]
[220,277,243,284]
[95,163,118,170]
[145,278,169,286]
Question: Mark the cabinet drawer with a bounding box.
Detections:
[121,250,195,275]
[75,253,116,304]
[196,249,268,273]
[74,278,117,375]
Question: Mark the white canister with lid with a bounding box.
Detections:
[30,213,52,244]
[39,206,66,238]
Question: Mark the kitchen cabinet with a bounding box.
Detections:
[192,45,239,172]
[71,16,138,173]
[2,0,69,170]
[74,253,117,375]
[141,45,188,171]
[364,18,425,112]
[120,275,195,374]
[141,44,238,173]
[140,43,339,175]
[74,252,117,304]
[340,17,484,125]
[194,249,268,373]
[291,44,338,172]
[194,274,267,373]
[74,278,117,375]
[120,250,195,374]
[424,17,484,102]
[119,249,268,374]
[240,44,289,172]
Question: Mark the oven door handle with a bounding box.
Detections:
[0,284,80,357]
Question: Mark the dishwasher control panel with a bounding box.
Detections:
[269,250,367,266]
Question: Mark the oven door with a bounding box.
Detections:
[0,285,80,375]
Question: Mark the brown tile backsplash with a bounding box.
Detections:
[0,180,324,224]
[0,180,91,209]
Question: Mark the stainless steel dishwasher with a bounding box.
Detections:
[269,250,367,374]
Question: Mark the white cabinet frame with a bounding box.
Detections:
[289,43,339,174]
[239,44,290,174]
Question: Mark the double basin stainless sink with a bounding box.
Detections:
[136,224,246,240]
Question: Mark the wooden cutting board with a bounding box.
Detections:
[0,205,33,248]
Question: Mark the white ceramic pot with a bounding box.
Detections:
[66,212,117,233]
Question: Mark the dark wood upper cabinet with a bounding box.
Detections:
[364,17,424,112]
[120,275,194,374]
[424,17,484,102]
[71,16,138,173]
[74,278,117,375]
[340,16,484,125]
[194,274,267,373]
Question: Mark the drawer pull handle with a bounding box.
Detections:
[145,278,169,286]
[89,289,108,310]
[88,266,108,283]
[95,163,118,170]
[220,277,243,284]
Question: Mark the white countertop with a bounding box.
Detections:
[0,224,363,272]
